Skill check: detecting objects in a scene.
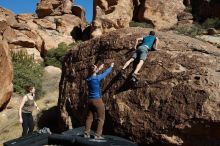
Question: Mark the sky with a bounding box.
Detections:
[0,0,93,22]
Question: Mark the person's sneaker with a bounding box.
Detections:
[131,73,138,82]
[84,133,90,138]
[94,135,105,139]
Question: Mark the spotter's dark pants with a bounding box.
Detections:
[22,112,34,137]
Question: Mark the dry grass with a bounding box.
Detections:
[0,122,21,146]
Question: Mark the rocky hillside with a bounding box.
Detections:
[0,0,86,61]
[0,0,86,110]
[58,27,220,145]
[91,0,185,37]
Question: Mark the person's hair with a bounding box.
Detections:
[149,31,155,36]
[25,85,34,93]
[88,64,96,76]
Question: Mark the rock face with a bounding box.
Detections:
[0,40,13,111]
[137,0,185,29]
[183,0,191,6]
[191,0,220,20]
[91,0,185,37]
[36,0,73,18]
[0,4,86,61]
[42,66,61,94]
[197,34,220,46]
[58,27,220,145]
[177,11,194,27]
[72,5,87,27]
[91,0,134,37]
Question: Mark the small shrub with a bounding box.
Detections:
[129,21,154,28]
[12,51,44,98]
[202,18,220,29]
[184,6,192,13]
[174,24,203,37]
[44,41,81,68]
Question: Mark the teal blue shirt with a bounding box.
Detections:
[141,35,156,49]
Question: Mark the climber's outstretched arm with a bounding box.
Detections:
[97,63,114,80]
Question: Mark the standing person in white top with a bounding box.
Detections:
[19,85,40,136]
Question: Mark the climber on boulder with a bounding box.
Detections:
[84,62,114,139]
[121,31,159,82]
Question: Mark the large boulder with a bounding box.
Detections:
[191,0,220,20]
[177,11,194,27]
[91,0,134,37]
[58,27,220,145]
[0,7,17,37]
[0,7,17,27]
[0,40,13,111]
[72,5,87,28]
[54,14,83,35]
[42,66,62,94]
[36,0,74,18]
[137,0,185,29]
[34,14,83,51]
[36,1,54,18]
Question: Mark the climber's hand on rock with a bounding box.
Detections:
[111,63,114,67]
[98,64,104,70]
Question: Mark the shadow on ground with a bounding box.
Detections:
[37,106,60,133]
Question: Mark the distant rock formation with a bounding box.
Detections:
[0,1,86,61]
[0,0,86,110]
[0,40,13,111]
[36,0,73,18]
[91,0,134,37]
[136,0,185,29]
[58,27,220,145]
[91,0,185,37]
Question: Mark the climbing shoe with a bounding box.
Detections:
[94,135,105,139]
[84,133,90,138]
[131,73,138,82]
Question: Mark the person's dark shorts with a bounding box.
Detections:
[132,45,149,61]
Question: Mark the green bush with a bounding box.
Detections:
[129,21,154,28]
[12,51,44,98]
[184,6,192,13]
[174,25,203,37]
[202,18,220,29]
[44,41,81,68]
